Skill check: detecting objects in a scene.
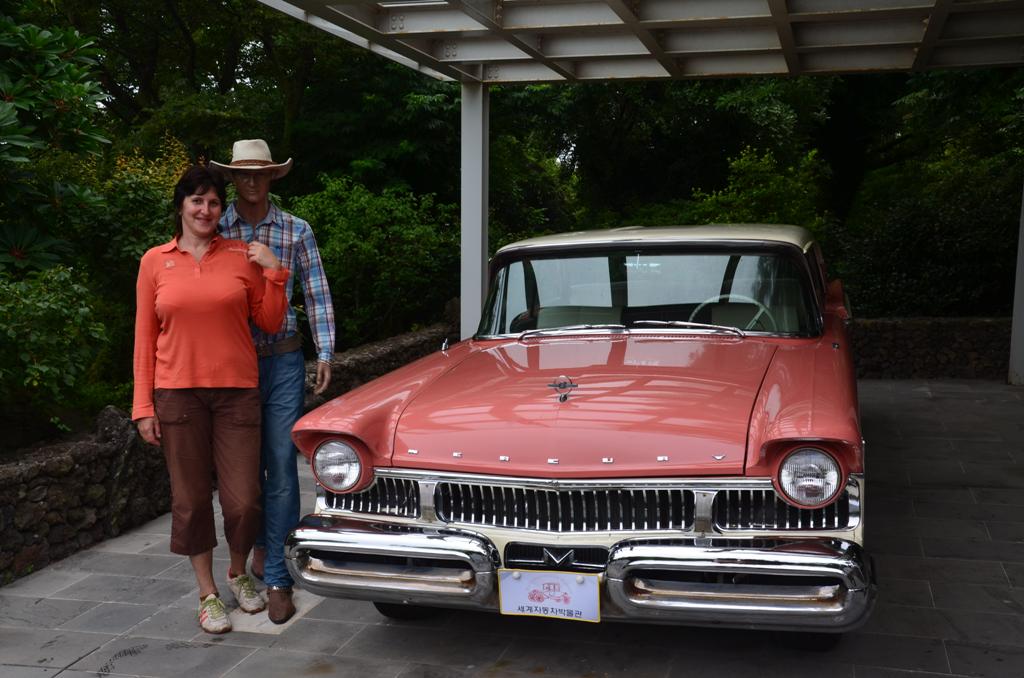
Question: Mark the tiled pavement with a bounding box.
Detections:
[2,379,1024,678]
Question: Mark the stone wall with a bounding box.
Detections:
[0,322,458,587]
[0,407,171,585]
[0,318,1011,585]
[850,318,1012,379]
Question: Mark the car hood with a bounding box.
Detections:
[392,336,777,477]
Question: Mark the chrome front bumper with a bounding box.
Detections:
[286,515,875,632]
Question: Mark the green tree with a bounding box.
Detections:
[0,3,107,274]
[290,176,458,348]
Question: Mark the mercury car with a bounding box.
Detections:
[285,224,874,633]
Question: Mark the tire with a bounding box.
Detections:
[372,601,440,621]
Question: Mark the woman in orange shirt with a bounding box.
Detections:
[132,165,289,634]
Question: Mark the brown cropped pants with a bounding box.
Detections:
[154,388,262,556]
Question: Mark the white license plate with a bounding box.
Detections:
[497,569,601,623]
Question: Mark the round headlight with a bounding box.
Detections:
[312,440,362,492]
[778,447,842,508]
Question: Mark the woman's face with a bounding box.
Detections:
[179,187,223,240]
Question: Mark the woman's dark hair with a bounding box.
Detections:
[173,165,228,239]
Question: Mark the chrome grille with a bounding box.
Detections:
[325,477,420,518]
[434,482,694,532]
[504,543,609,572]
[713,488,851,530]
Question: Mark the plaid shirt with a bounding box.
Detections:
[220,202,335,362]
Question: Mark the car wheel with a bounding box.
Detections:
[372,601,440,621]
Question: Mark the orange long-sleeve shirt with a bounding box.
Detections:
[132,236,290,420]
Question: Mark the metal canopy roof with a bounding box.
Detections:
[261,0,1024,83]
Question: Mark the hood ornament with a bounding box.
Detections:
[548,375,578,402]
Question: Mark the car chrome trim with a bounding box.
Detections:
[285,514,874,631]
[605,538,874,631]
[285,515,497,605]
[322,470,862,536]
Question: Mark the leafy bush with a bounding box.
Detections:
[0,266,107,433]
[290,176,458,348]
[589,147,832,234]
[835,146,1021,317]
[685,147,831,235]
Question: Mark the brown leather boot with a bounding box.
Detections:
[267,586,295,624]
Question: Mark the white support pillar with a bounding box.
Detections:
[460,82,489,340]
[1010,177,1024,384]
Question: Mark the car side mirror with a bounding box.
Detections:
[826,279,851,321]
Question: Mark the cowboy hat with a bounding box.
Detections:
[209,139,293,180]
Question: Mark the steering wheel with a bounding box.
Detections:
[688,293,778,331]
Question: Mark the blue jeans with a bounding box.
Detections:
[256,348,305,587]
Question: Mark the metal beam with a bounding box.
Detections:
[460,82,489,339]
[446,0,578,80]
[287,0,477,81]
[767,0,800,74]
[913,0,953,70]
[1010,171,1024,385]
[603,0,682,78]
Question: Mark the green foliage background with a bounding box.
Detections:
[1,0,1022,449]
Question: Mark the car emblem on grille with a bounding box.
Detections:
[542,547,575,566]
[548,375,578,402]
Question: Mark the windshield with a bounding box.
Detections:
[478,247,818,337]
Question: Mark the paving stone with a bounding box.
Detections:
[304,597,389,624]
[89,531,171,555]
[877,578,934,607]
[0,570,90,598]
[951,440,1017,463]
[861,604,956,639]
[498,636,672,678]
[397,665,540,678]
[0,669,108,678]
[0,627,115,669]
[938,608,1024,647]
[265,618,362,654]
[49,550,181,577]
[59,602,161,634]
[866,534,925,557]
[961,464,1024,490]
[672,655,854,678]
[911,488,977,504]
[868,516,988,539]
[998,564,1024,588]
[854,669,968,678]
[973,489,1024,506]
[931,583,1024,614]
[831,633,949,673]
[946,640,1024,677]
[0,595,98,629]
[985,521,1024,542]
[917,500,1024,522]
[68,636,256,677]
[874,555,1009,586]
[222,650,405,678]
[54,573,195,605]
[922,537,1024,563]
[126,604,205,640]
[337,624,508,667]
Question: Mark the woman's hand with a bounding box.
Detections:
[247,242,281,270]
[137,416,162,446]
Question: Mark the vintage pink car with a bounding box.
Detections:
[286,225,875,632]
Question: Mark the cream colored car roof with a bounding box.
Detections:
[496,224,815,256]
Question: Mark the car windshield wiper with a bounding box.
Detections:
[518,324,629,339]
[631,320,746,338]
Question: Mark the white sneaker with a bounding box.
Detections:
[227,572,265,613]
[198,593,232,634]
